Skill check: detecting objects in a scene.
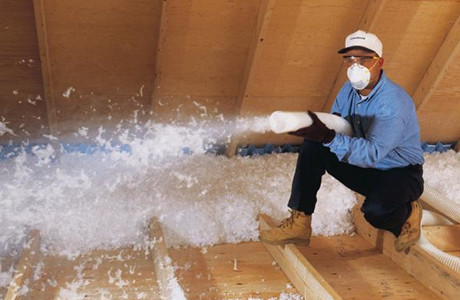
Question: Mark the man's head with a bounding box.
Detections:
[338,30,383,57]
[338,30,384,93]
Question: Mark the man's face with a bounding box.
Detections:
[342,48,384,87]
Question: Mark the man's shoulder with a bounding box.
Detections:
[377,75,413,103]
[380,73,409,95]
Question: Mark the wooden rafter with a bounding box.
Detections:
[225,0,277,157]
[33,0,57,136]
[151,0,168,111]
[321,0,388,112]
[414,15,460,111]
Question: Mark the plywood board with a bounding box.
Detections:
[378,0,460,95]
[153,0,260,97]
[225,0,277,157]
[169,242,299,299]
[0,0,48,142]
[152,0,261,124]
[418,48,460,142]
[36,0,161,138]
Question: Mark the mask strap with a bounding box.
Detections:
[368,58,380,71]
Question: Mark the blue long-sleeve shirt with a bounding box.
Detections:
[325,71,424,170]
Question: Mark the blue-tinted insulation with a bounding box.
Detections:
[0,141,456,160]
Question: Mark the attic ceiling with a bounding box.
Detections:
[1,0,459,149]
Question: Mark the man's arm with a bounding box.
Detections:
[326,114,405,168]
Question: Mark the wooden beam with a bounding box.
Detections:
[149,218,185,299]
[321,0,387,112]
[353,198,460,300]
[225,0,276,157]
[414,15,460,111]
[259,214,342,300]
[32,0,57,137]
[5,230,41,300]
[151,0,168,113]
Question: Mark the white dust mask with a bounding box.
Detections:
[347,63,371,90]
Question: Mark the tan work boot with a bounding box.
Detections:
[395,200,423,252]
[259,210,312,246]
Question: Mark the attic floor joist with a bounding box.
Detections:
[259,213,449,300]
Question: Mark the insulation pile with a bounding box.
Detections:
[0,115,459,298]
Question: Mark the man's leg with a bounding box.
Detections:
[288,140,424,238]
[259,140,373,246]
[288,140,373,214]
[359,165,423,236]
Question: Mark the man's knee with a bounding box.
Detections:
[361,198,405,229]
[361,203,387,228]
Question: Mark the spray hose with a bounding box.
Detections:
[418,186,460,273]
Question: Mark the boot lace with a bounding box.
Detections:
[279,210,300,229]
[400,222,417,235]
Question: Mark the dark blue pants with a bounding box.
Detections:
[288,140,424,236]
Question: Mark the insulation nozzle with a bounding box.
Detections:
[269,111,353,136]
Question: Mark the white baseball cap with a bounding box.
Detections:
[338,30,383,57]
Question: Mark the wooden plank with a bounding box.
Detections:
[149,218,184,299]
[150,0,168,112]
[353,199,460,300]
[322,0,388,112]
[259,214,342,300]
[5,230,41,300]
[424,225,460,252]
[298,235,440,300]
[225,0,277,157]
[169,242,299,299]
[32,0,57,137]
[414,15,460,111]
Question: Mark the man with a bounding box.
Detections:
[259,30,425,252]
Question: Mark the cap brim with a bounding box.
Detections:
[338,46,377,55]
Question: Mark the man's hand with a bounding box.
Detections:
[289,110,336,143]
